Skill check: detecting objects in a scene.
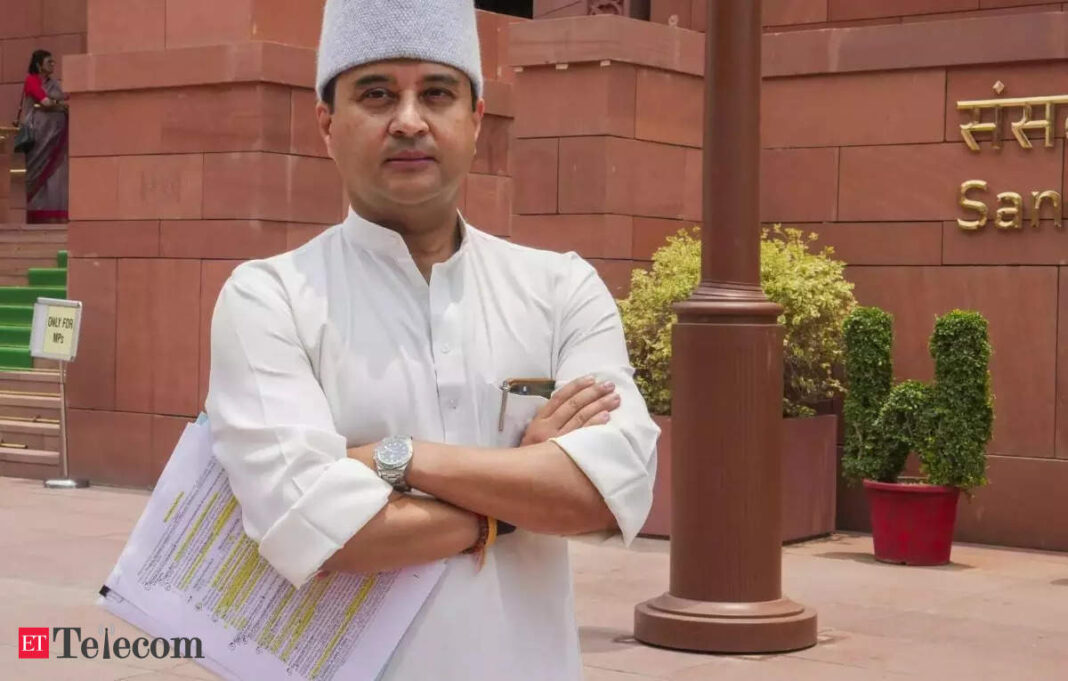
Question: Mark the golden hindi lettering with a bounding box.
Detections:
[959,100,1003,152]
[957,95,1068,152]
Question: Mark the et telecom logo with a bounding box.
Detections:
[18,626,204,660]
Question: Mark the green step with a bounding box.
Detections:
[0,324,31,346]
[0,305,34,325]
[28,268,67,287]
[0,286,66,305]
[57,250,67,268]
[0,346,33,370]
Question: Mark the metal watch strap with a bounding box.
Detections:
[375,436,413,492]
[379,465,410,492]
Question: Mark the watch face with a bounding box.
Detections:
[378,438,411,466]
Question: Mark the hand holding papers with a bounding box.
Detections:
[98,415,445,681]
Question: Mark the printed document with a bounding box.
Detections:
[98,416,445,681]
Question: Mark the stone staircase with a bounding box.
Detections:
[0,223,68,481]
[0,123,69,481]
[0,368,62,479]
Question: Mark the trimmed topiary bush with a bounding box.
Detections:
[922,310,993,490]
[856,380,933,483]
[841,307,993,492]
[841,306,894,481]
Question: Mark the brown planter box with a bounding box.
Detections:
[641,414,838,543]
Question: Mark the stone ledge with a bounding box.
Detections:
[509,14,704,76]
[64,41,316,93]
[512,11,1068,78]
[64,40,515,118]
[764,9,1068,77]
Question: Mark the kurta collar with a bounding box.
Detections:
[341,208,473,267]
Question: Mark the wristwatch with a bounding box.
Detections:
[373,436,414,492]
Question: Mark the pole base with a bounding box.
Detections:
[635,593,817,654]
[44,478,90,489]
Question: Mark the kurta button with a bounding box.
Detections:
[441,344,451,354]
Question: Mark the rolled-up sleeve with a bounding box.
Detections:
[548,254,660,545]
[205,262,392,590]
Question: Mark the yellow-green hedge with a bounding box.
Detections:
[618,226,856,417]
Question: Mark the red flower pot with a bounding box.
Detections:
[863,479,961,566]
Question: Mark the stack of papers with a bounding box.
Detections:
[97,416,445,681]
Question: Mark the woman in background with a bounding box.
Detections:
[20,49,69,223]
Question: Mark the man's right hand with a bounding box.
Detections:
[519,375,620,447]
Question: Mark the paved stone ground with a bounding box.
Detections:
[1,476,1067,680]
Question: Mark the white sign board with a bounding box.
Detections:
[30,297,82,362]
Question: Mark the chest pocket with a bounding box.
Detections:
[479,381,550,448]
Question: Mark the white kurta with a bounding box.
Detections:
[205,209,660,680]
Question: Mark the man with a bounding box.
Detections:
[204,0,659,678]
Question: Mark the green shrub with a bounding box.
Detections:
[618,228,701,416]
[761,226,857,416]
[922,310,993,490]
[846,380,932,483]
[841,306,894,482]
[617,226,856,417]
[841,307,993,491]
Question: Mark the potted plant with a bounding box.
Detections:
[842,307,993,565]
[620,226,856,540]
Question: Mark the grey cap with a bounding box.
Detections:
[316,0,484,101]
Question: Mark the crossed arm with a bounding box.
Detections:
[321,377,622,575]
[207,256,658,588]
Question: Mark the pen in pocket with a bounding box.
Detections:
[497,378,555,431]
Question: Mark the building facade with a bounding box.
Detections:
[1,0,1066,553]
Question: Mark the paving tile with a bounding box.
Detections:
[0,505,132,546]
[2,652,157,681]
[1,480,1067,679]
[0,534,126,589]
[668,656,910,680]
[793,628,1065,679]
[126,672,220,681]
[922,580,1068,635]
[166,660,224,680]
[582,628,734,679]
[848,608,1068,666]
[583,666,664,681]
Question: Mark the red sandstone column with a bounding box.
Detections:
[633,0,818,653]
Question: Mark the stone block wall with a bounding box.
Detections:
[513,10,1068,553]
[62,3,517,488]
[650,0,1068,32]
[0,0,86,123]
[761,10,1068,552]
[48,0,1068,553]
[0,134,9,220]
[0,0,87,222]
[510,16,704,297]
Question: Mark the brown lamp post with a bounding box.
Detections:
[633,0,818,653]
